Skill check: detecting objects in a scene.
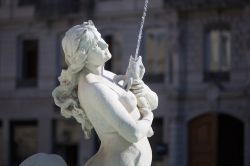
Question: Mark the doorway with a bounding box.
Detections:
[188,113,244,166]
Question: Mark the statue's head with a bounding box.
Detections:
[62,20,111,74]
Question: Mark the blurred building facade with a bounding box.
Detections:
[0,0,249,166]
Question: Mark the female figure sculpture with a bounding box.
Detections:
[52,20,158,166]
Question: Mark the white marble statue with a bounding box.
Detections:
[19,153,67,166]
[52,20,158,166]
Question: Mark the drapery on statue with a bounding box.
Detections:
[52,20,158,166]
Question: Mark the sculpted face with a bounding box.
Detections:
[86,30,112,66]
[62,22,112,70]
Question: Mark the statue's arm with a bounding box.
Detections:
[142,83,158,111]
[88,83,153,143]
[130,80,158,111]
[113,55,158,111]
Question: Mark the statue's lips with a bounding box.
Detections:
[104,51,112,60]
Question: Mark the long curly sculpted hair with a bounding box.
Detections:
[52,20,98,138]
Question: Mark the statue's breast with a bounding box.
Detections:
[118,91,137,113]
[103,78,140,119]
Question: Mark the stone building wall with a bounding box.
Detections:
[167,3,250,166]
[0,0,249,166]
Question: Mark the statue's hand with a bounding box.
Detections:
[137,97,150,113]
[126,55,145,80]
[113,56,145,91]
[113,75,133,91]
[139,100,154,138]
[130,79,145,98]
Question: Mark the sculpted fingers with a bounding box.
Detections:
[130,79,145,96]
[126,55,145,80]
[124,77,133,91]
[131,89,144,96]
[113,75,133,91]
[130,84,144,91]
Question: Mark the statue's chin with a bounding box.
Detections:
[105,54,112,62]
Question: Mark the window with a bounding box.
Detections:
[10,121,38,166]
[144,28,166,82]
[149,118,167,162]
[17,38,38,87]
[18,0,36,6]
[53,119,81,166]
[204,28,231,82]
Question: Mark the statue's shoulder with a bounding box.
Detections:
[78,73,108,94]
[84,72,99,83]
[78,74,104,106]
[103,69,116,79]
